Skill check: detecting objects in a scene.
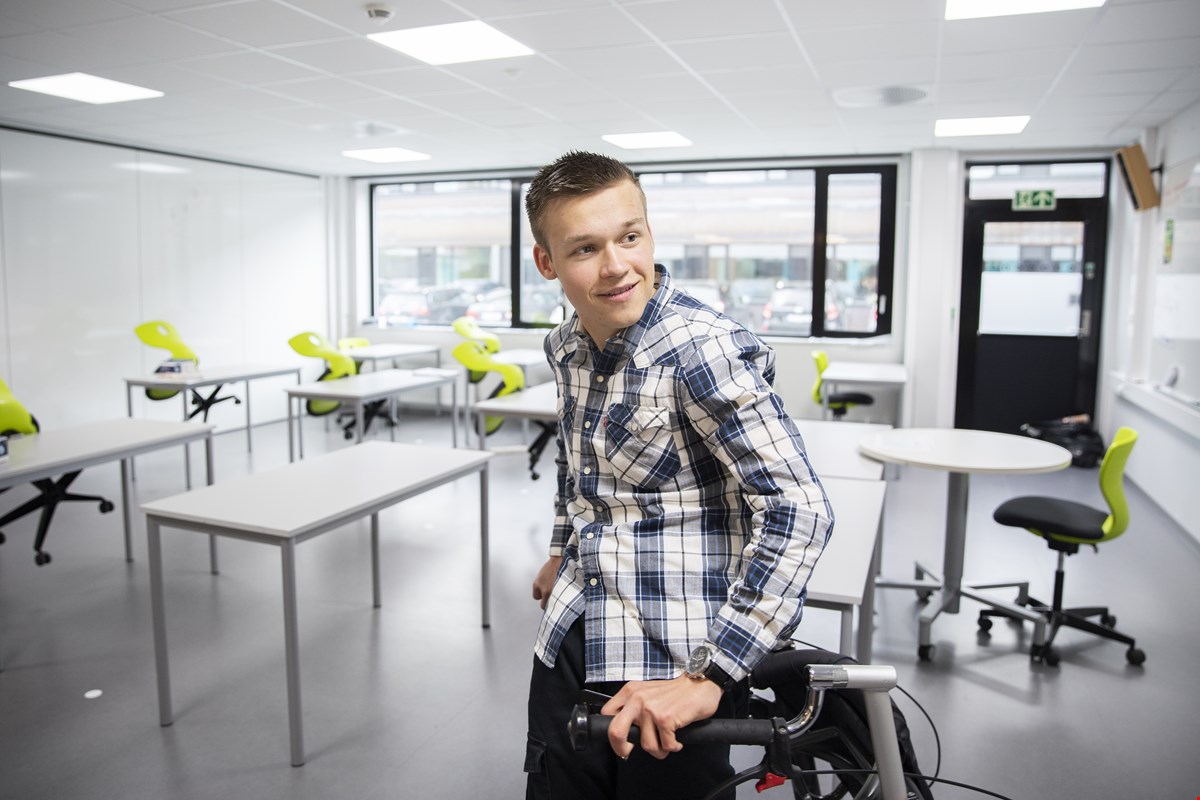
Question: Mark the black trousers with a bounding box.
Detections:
[525,619,748,800]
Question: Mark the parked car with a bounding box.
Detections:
[726,278,777,331]
[676,280,728,314]
[465,286,567,326]
[761,281,813,335]
[377,286,470,325]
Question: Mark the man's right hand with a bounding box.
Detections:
[531,556,562,609]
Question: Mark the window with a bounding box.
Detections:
[370,162,897,338]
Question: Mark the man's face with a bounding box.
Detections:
[532,180,656,346]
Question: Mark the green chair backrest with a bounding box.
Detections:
[811,350,830,406]
[288,331,357,416]
[134,320,199,401]
[1098,427,1137,542]
[452,340,525,435]
[0,377,39,436]
[338,337,370,351]
[452,316,501,355]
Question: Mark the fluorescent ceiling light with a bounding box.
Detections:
[935,115,1030,137]
[945,0,1104,20]
[601,131,692,149]
[7,72,162,104]
[115,161,191,175]
[342,147,431,163]
[367,20,533,65]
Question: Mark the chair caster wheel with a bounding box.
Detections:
[1101,614,1117,627]
[35,551,52,566]
[1126,647,1146,666]
[918,644,934,662]
[344,431,354,441]
[916,590,933,603]
[977,616,993,632]
[100,500,115,513]
[0,531,6,545]
[1032,645,1059,666]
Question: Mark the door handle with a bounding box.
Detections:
[1079,309,1091,338]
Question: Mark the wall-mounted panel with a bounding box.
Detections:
[0,129,141,426]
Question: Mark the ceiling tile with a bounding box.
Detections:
[352,67,475,97]
[263,77,387,105]
[940,48,1075,82]
[1088,0,1200,43]
[776,0,943,29]
[942,10,1102,55]
[623,0,788,41]
[175,51,323,84]
[283,0,467,34]
[266,38,407,74]
[1071,38,1200,73]
[1,0,138,28]
[491,8,654,52]
[166,0,347,48]
[699,66,824,98]
[548,44,682,78]
[1052,67,1190,96]
[69,16,240,61]
[0,31,149,73]
[800,24,941,64]
[935,77,1053,104]
[812,57,938,90]
[669,34,805,73]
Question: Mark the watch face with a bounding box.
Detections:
[687,646,711,675]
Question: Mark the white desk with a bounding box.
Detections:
[804,476,887,661]
[284,368,459,461]
[821,361,907,423]
[125,364,301,458]
[343,343,440,371]
[0,418,214,669]
[859,427,1071,660]
[143,441,492,767]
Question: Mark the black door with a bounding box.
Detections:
[955,170,1109,434]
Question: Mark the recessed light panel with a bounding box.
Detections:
[601,131,692,149]
[945,0,1104,20]
[368,21,533,65]
[935,115,1031,137]
[342,147,431,163]
[7,73,163,104]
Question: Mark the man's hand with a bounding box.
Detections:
[531,556,562,609]
[600,675,723,760]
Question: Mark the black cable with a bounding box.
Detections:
[788,768,1017,800]
[895,682,941,779]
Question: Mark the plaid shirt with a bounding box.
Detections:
[533,266,833,684]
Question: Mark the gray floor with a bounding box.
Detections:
[1,410,1198,799]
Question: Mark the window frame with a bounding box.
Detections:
[367,159,899,339]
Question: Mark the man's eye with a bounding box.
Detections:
[624,233,639,243]
[575,245,595,255]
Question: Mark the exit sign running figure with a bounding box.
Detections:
[1013,189,1056,210]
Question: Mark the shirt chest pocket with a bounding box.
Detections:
[603,403,681,490]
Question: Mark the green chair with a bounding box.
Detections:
[452,316,501,354]
[812,351,873,420]
[453,339,553,480]
[288,331,384,441]
[980,427,1144,667]
[134,320,240,422]
[1,377,114,565]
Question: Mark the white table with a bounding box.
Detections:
[804,477,887,661]
[125,364,301,458]
[859,427,1072,660]
[284,368,459,461]
[343,343,441,371]
[0,418,214,669]
[142,441,492,767]
[821,361,908,423]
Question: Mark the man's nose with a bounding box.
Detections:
[598,243,627,277]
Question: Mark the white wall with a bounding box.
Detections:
[1099,99,1200,544]
[0,129,326,431]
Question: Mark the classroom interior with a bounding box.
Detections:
[2,1,1199,798]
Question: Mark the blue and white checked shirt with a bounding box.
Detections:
[533,266,834,684]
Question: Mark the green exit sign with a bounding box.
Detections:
[1013,189,1056,210]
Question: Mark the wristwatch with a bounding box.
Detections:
[685,644,735,691]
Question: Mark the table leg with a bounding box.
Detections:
[298,397,305,460]
[388,397,396,442]
[480,466,490,629]
[206,435,219,576]
[148,518,174,727]
[356,403,365,444]
[120,457,133,562]
[182,393,192,490]
[126,384,137,482]
[244,378,253,453]
[450,382,458,448]
[856,529,881,663]
[435,351,444,417]
[371,513,381,608]
[838,608,853,656]
[287,396,295,463]
[280,540,305,767]
[942,471,969,615]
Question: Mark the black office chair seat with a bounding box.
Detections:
[993,496,1107,545]
[828,391,873,419]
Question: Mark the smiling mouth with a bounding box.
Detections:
[599,284,635,300]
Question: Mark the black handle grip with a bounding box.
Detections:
[568,705,780,751]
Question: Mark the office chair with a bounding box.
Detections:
[452,316,502,355]
[978,427,1145,667]
[1,377,114,566]
[452,339,553,480]
[811,351,873,420]
[288,331,386,441]
[134,320,240,422]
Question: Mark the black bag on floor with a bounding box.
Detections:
[1020,416,1106,468]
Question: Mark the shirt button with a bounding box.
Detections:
[589,578,598,586]
[584,420,591,428]
[583,467,591,475]
[596,375,605,383]
[595,506,603,514]
[586,532,595,539]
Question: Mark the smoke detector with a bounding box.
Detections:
[833,85,929,108]
[365,4,394,24]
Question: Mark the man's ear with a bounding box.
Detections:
[533,243,557,280]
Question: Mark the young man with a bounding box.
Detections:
[524,151,833,800]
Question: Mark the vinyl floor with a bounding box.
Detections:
[1,411,1197,799]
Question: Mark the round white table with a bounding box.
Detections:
[858,428,1072,660]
